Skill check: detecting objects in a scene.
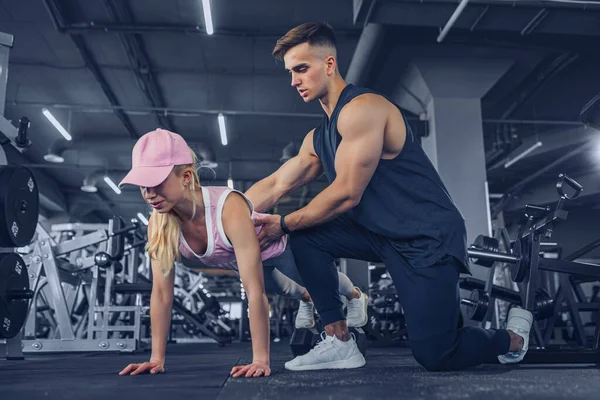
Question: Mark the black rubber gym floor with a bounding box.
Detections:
[1,342,599,400]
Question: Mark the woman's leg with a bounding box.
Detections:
[262,264,315,329]
[264,242,368,328]
[262,264,309,300]
[264,243,361,302]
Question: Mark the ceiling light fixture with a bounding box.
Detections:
[42,108,72,141]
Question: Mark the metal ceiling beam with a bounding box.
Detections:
[497,52,579,119]
[392,0,600,11]
[386,25,600,55]
[20,158,296,175]
[437,0,471,43]
[19,158,330,186]
[42,0,139,139]
[520,8,549,36]
[366,0,600,46]
[103,0,175,132]
[487,125,593,175]
[8,60,284,77]
[8,101,323,119]
[54,23,362,38]
[9,101,582,128]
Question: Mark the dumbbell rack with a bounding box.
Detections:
[0,42,42,359]
[465,173,600,364]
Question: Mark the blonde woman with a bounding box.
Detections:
[117,129,368,378]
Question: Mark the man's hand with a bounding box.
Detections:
[254,214,285,248]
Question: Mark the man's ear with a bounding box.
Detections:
[325,55,337,76]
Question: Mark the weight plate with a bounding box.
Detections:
[511,238,528,283]
[471,235,499,267]
[0,166,39,247]
[535,289,555,320]
[0,253,31,339]
[466,289,489,322]
[473,235,500,253]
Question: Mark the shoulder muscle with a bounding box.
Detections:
[337,94,388,139]
[337,93,390,137]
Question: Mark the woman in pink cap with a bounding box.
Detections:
[118,129,368,378]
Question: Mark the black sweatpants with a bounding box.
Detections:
[289,214,511,371]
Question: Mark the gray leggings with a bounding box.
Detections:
[262,242,355,300]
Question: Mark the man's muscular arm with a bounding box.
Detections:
[245,130,323,213]
[283,95,388,231]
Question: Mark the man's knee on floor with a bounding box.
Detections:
[411,337,457,372]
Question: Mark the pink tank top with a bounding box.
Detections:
[178,186,288,271]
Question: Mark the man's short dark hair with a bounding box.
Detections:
[272,22,337,61]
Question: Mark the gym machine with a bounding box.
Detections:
[16,215,237,355]
[0,31,39,359]
[19,217,149,353]
[117,269,238,346]
[462,173,600,364]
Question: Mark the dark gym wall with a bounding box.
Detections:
[545,207,600,260]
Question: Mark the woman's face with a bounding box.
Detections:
[140,168,192,213]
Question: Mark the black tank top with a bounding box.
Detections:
[313,84,469,272]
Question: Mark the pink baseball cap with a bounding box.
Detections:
[119,128,194,188]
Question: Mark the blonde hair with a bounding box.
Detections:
[146,149,201,276]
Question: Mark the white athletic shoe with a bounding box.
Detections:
[346,287,369,328]
[498,307,534,364]
[295,301,315,329]
[285,332,366,371]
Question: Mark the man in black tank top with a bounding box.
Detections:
[245,22,533,372]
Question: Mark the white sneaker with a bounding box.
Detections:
[295,301,315,329]
[285,332,366,371]
[346,288,369,328]
[498,307,534,364]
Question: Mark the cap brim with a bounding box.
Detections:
[118,165,174,188]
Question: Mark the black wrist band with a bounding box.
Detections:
[280,215,291,234]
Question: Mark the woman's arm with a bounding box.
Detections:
[120,215,175,375]
[222,192,271,377]
[149,267,175,363]
[147,215,176,363]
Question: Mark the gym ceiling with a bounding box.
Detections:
[2,0,600,225]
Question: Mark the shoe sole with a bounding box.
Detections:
[285,354,366,371]
[498,351,527,364]
[347,294,369,328]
